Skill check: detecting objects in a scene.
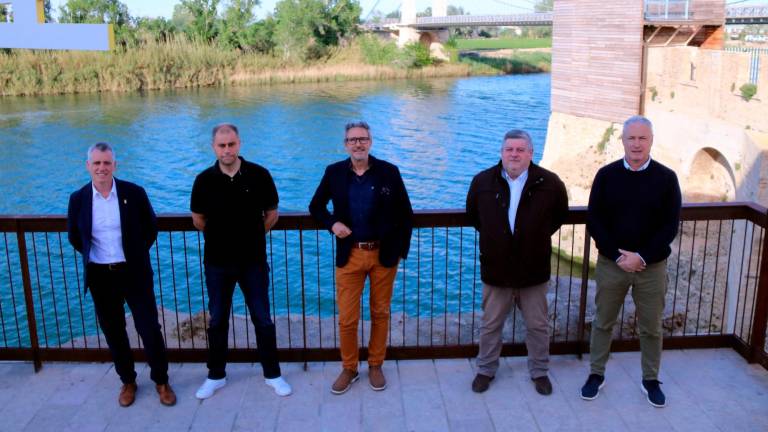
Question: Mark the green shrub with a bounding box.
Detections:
[397,42,433,68]
[740,83,757,101]
[649,86,658,101]
[596,124,616,154]
[358,34,398,65]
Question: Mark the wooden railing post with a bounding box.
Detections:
[576,229,592,360]
[749,210,768,363]
[15,221,42,372]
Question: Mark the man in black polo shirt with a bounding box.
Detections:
[190,123,292,399]
[309,121,413,395]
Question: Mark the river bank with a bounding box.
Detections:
[0,39,551,97]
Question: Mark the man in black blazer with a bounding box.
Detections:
[67,142,175,407]
[309,121,413,395]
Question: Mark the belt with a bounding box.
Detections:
[89,262,127,271]
[352,241,380,251]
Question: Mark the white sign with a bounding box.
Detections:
[0,0,114,50]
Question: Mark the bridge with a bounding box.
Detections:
[363,3,768,34]
[727,5,768,24]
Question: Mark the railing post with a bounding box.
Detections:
[749,211,768,363]
[15,222,42,372]
[576,229,592,360]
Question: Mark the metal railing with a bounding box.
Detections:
[0,203,767,372]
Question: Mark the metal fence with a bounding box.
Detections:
[725,47,767,85]
[0,203,767,372]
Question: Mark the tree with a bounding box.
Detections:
[219,0,259,49]
[273,0,360,61]
[136,17,178,43]
[0,5,8,23]
[384,10,400,19]
[180,0,220,42]
[417,6,431,17]
[447,5,466,16]
[171,3,195,29]
[58,0,133,45]
[58,0,131,25]
[534,0,553,12]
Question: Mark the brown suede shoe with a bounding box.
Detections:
[471,374,494,393]
[532,376,553,396]
[368,365,387,391]
[156,383,177,406]
[331,369,359,395]
[118,383,137,407]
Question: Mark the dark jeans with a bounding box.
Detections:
[204,262,281,379]
[87,263,169,385]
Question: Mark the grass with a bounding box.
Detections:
[459,51,551,74]
[455,37,552,50]
[0,37,551,97]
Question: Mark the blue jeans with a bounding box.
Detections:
[204,262,280,379]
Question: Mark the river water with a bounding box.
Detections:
[0,74,550,214]
[0,74,551,346]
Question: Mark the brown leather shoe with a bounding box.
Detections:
[368,365,387,391]
[156,383,177,406]
[532,376,553,396]
[331,369,359,395]
[118,383,137,407]
[471,374,494,393]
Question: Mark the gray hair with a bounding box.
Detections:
[345,121,371,137]
[212,123,239,141]
[87,142,115,161]
[623,115,654,136]
[502,129,533,151]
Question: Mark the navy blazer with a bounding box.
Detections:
[309,155,413,268]
[67,178,158,291]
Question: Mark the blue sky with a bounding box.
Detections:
[49,0,768,21]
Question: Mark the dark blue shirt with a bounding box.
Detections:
[348,170,376,242]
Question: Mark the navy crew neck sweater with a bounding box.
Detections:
[587,159,682,265]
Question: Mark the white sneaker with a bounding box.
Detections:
[195,377,226,399]
[265,376,292,396]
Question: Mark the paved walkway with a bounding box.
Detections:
[0,348,766,431]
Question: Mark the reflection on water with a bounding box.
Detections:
[0,74,550,214]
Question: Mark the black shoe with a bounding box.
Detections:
[471,374,494,393]
[580,374,605,401]
[531,376,553,395]
[641,379,666,408]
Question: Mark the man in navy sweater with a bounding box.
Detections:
[581,116,681,408]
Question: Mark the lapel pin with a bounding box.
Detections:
[123,199,127,204]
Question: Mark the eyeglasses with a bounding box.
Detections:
[345,137,371,144]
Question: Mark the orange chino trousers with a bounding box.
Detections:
[336,248,399,371]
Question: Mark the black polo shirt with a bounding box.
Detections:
[190,157,278,265]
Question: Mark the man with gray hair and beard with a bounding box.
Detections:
[466,129,569,395]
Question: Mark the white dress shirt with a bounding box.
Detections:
[89,181,126,264]
[502,168,528,233]
[623,156,651,171]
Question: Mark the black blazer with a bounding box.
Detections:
[309,155,413,268]
[67,178,158,291]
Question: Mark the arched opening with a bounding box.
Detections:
[685,148,736,202]
[418,32,435,47]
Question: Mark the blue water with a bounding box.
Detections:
[0,74,552,347]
